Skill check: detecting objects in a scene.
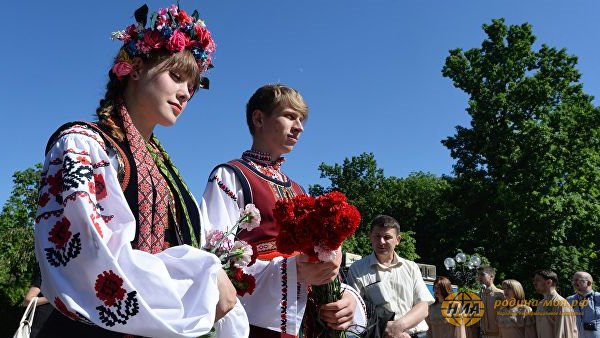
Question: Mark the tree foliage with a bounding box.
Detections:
[0,164,41,306]
[442,18,600,294]
[310,153,452,263]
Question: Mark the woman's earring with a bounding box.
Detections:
[131,71,140,80]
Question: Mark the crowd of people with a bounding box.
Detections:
[343,213,599,338]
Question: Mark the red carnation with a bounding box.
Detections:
[95,270,126,307]
[177,10,193,25]
[143,30,164,49]
[273,192,361,259]
[125,24,138,40]
[194,25,214,51]
[48,217,72,248]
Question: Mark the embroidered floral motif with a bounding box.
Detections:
[90,212,104,238]
[46,170,63,196]
[48,217,72,248]
[77,156,91,165]
[38,192,50,207]
[95,270,126,306]
[209,175,237,201]
[89,174,108,200]
[44,217,82,267]
[62,156,94,191]
[94,270,139,327]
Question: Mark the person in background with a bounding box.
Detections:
[477,267,504,338]
[426,276,466,338]
[533,269,578,338]
[567,271,600,338]
[347,215,435,338]
[496,279,535,338]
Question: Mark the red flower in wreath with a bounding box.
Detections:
[95,270,127,306]
[48,217,72,248]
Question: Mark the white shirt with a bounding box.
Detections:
[346,252,435,333]
[35,125,248,338]
[200,164,367,336]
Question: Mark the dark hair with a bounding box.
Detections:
[534,269,558,286]
[96,49,201,141]
[245,84,308,135]
[369,215,401,234]
[434,276,452,304]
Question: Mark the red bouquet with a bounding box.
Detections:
[274,191,361,337]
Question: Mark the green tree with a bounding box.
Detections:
[0,164,42,306]
[310,153,452,263]
[442,18,600,294]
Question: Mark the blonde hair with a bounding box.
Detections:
[96,49,201,141]
[502,279,526,301]
[245,84,309,135]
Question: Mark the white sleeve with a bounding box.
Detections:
[200,165,306,335]
[35,129,224,338]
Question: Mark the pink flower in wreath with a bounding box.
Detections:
[166,30,188,52]
[112,61,133,80]
[95,270,126,307]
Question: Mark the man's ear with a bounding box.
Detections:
[130,57,144,80]
[252,109,264,130]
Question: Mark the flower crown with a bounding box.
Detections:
[111,4,215,88]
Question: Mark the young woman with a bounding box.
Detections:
[426,276,466,338]
[497,279,536,338]
[34,4,247,337]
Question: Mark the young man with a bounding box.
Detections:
[201,84,366,338]
[567,271,600,338]
[476,266,504,338]
[533,269,578,338]
[346,215,435,338]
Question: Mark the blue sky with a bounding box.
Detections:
[1,0,599,204]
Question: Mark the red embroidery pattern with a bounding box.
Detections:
[89,174,108,200]
[58,127,106,150]
[209,175,237,201]
[120,106,171,254]
[90,212,104,238]
[38,192,50,207]
[44,217,82,267]
[281,258,288,334]
[95,270,126,306]
[94,270,139,327]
